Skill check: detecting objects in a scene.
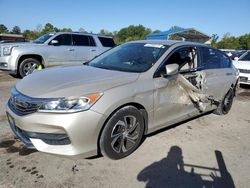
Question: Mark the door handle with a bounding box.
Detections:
[90,49,96,52]
[68,49,74,51]
[226,73,233,76]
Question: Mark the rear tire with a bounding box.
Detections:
[19,58,41,78]
[213,88,234,115]
[100,106,145,160]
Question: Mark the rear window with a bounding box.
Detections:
[72,34,96,46]
[98,37,115,47]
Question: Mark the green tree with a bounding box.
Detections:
[0,24,8,33]
[42,23,55,34]
[216,33,241,49]
[23,29,41,40]
[114,25,151,44]
[152,30,161,34]
[60,28,72,32]
[98,29,113,36]
[78,28,88,33]
[11,26,21,34]
[238,33,250,50]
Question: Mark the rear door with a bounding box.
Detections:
[72,34,99,64]
[199,47,234,100]
[46,34,75,66]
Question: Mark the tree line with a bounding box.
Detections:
[0,23,249,50]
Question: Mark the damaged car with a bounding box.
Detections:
[6,40,238,159]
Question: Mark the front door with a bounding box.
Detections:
[153,46,200,129]
[46,34,75,66]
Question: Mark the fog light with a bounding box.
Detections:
[0,62,8,67]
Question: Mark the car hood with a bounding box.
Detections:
[233,61,250,69]
[16,65,139,98]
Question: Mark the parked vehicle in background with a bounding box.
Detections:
[220,49,235,58]
[6,40,238,159]
[0,32,115,77]
[220,49,247,60]
[233,51,250,85]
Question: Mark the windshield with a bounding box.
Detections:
[89,43,169,73]
[239,51,250,61]
[33,33,55,44]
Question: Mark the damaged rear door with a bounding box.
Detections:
[198,47,235,101]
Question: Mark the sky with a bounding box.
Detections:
[0,0,249,39]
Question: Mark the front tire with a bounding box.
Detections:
[100,106,145,160]
[214,88,234,115]
[19,58,41,78]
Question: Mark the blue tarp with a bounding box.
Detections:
[147,28,192,40]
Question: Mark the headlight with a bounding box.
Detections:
[3,46,13,56]
[38,93,103,113]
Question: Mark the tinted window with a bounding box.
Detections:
[52,34,72,45]
[34,33,55,44]
[72,34,96,46]
[89,43,169,73]
[98,37,115,47]
[221,53,231,68]
[239,52,250,61]
[200,47,221,69]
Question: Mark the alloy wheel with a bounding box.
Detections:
[111,115,140,153]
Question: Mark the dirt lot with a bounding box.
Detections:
[0,72,250,188]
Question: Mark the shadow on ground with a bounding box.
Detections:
[0,138,37,156]
[137,146,235,188]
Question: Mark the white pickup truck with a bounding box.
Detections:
[0,32,115,77]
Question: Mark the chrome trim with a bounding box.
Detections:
[8,87,52,116]
[239,69,250,74]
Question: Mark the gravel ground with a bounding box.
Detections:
[0,72,250,188]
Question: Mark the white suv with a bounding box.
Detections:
[0,32,115,77]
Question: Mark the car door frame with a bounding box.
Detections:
[198,46,235,101]
[46,33,75,66]
[71,34,99,64]
[151,44,203,130]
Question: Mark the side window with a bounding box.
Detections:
[72,34,89,46]
[98,37,115,47]
[239,52,250,61]
[220,53,231,68]
[52,34,72,45]
[200,47,222,69]
[155,46,198,77]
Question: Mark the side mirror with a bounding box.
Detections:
[165,64,179,76]
[234,57,239,61]
[50,40,59,45]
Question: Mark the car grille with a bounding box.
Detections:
[8,88,44,116]
[239,69,250,74]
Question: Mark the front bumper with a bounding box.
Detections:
[6,105,107,159]
[0,55,17,74]
[239,72,250,85]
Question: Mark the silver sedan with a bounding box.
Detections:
[6,40,238,159]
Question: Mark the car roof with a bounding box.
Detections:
[49,32,113,38]
[127,39,208,47]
